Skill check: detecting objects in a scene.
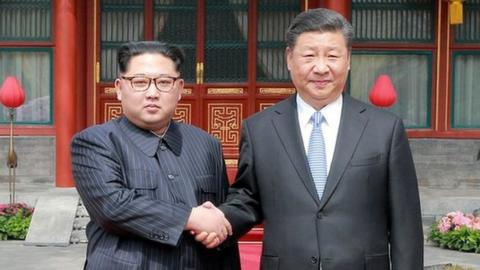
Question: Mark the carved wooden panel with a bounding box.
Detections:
[104,102,122,122]
[207,103,243,152]
[173,103,192,124]
[259,102,275,111]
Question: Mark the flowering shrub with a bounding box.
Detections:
[0,203,34,240]
[429,211,480,253]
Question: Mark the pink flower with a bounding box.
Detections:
[470,217,480,230]
[438,216,453,233]
[0,203,8,214]
[451,212,471,228]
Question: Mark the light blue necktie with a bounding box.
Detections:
[308,111,327,199]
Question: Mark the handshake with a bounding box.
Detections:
[185,201,231,249]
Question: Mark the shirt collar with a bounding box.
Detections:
[296,93,343,127]
[117,117,182,157]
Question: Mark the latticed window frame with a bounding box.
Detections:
[348,50,433,129]
[0,0,54,125]
[450,1,480,129]
[0,0,52,42]
[350,0,436,129]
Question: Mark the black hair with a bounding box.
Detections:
[286,8,354,51]
[117,41,185,74]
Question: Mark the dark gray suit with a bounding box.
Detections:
[71,116,240,270]
[220,94,423,270]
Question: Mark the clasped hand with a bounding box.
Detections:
[186,201,231,248]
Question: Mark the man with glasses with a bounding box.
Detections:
[70,41,240,270]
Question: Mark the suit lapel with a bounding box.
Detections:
[271,96,320,204]
[318,94,368,210]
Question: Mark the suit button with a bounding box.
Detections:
[310,256,318,264]
[167,174,175,180]
[317,212,323,219]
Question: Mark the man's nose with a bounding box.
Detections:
[312,58,329,74]
[145,82,160,97]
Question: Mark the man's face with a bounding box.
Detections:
[115,53,183,133]
[286,31,350,110]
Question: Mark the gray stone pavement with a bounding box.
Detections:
[0,241,479,269]
[1,185,480,269]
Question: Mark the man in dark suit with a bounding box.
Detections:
[197,8,423,270]
[71,41,240,270]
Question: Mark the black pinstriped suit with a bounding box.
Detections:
[71,116,240,270]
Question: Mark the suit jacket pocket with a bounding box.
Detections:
[260,255,279,270]
[350,154,382,167]
[365,254,389,270]
[196,174,218,204]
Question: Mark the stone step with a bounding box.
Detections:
[70,200,89,245]
[73,217,89,230]
[25,193,79,247]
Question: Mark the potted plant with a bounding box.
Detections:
[429,210,480,253]
[0,203,34,240]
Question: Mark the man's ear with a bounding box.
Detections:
[286,47,292,71]
[114,78,122,101]
[177,79,184,101]
[347,52,351,71]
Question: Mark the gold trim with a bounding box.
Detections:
[207,88,244,95]
[183,88,193,95]
[196,62,200,84]
[224,159,238,167]
[200,62,204,84]
[259,103,275,111]
[104,87,116,94]
[259,87,295,95]
[95,62,100,83]
[305,0,308,10]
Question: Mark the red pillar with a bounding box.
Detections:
[322,0,351,20]
[55,0,77,187]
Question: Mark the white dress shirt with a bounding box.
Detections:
[297,94,343,175]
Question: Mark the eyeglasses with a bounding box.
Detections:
[121,75,180,92]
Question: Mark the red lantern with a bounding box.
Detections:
[368,74,397,107]
[0,76,26,109]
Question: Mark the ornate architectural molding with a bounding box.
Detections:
[173,104,192,124]
[258,87,295,95]
[104,103,122,121]
[259,103,275,111]
[182,88,193,95]
[104,87,116,95]
[224,159,238,167]
[207,88,244,95]
[208,103,242,147]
